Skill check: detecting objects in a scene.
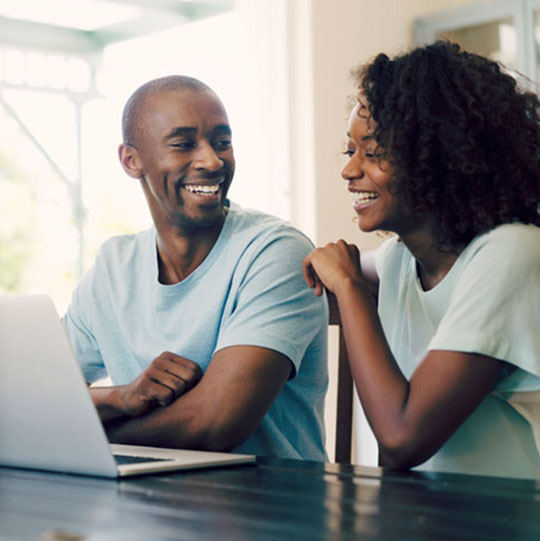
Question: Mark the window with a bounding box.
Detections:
[415,0,540,82]
[0,1,291,314]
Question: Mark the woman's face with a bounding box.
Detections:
[342,101,415,235]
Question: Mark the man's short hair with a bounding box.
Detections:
[122,75,212,148]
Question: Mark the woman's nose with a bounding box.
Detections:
[341,156,364,182]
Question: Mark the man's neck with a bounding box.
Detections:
[155,219,226,284]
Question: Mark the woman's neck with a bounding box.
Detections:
[399,230,462,291]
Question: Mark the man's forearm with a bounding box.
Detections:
[103,390,229,451]
[90,386,136,425]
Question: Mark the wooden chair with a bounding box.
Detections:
[327,291,354,464]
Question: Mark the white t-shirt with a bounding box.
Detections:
[376,223,540,479]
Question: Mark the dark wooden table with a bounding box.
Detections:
[2,457,540,540]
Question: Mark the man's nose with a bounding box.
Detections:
[193,142,223,171]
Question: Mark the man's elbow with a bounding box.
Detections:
[198,421,252,452]
[178,413,252,452]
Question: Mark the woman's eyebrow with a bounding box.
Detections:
[345,132,374,141]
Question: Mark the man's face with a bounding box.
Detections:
[134,88,235,233]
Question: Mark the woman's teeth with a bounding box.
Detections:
[351,191,379,204]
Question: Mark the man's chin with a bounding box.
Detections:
[174,210,227,234]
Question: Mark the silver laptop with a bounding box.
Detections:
[0,294,255,478]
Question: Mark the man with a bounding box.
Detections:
[62,75,328,460]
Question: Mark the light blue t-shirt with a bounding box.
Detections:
[376,223,540,479]
[63,202,328,460]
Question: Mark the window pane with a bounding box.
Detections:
[436,17,517,70]
[0,104,79,311]
[535,10,540,80]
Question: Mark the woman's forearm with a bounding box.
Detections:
[334,279,413,457]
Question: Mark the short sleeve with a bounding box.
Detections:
[215,228,328,378]
[429,224,540,390]
[62,266,107,383]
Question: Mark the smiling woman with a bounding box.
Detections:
[303,40,540,479]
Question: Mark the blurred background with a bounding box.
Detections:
[1,0,537,464]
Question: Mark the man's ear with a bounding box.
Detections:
[118,143,143,179]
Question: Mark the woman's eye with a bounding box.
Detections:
[365,150,383,160]
[342,149,354,157]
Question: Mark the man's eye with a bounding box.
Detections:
[213,139,232,150]
[170,141,195,150]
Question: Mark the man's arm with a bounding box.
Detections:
[103,345,292,451]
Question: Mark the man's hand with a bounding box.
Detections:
[91,352,202,424]
[116,351,202,417]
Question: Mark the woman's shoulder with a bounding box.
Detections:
[466,223,540,264]
[474,222,539,244]
[452,223,540,290]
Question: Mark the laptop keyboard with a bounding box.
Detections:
[114,454,174,465]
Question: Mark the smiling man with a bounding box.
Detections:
[62,75,328,460]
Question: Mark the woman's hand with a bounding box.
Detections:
[302,240,364,297]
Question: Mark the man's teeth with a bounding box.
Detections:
[352,191,379,204]
[184,184,220,195]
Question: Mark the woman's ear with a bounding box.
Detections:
[118,143,143,179]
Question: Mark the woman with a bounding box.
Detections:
[303,41,540,479]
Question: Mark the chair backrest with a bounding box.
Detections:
[327,292,353,464]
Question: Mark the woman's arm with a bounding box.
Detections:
[303,241,503,468]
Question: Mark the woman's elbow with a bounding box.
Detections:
[377,429,433,470]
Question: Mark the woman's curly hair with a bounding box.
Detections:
[358,40,540,250]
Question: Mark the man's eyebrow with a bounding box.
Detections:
[213,124,232,135]
[163,125,232,141]
[163,127,197,141]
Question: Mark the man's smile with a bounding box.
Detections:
[182,178,225,196]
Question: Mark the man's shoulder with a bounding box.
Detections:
[228,203,314,248]
[97,227,153,260]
